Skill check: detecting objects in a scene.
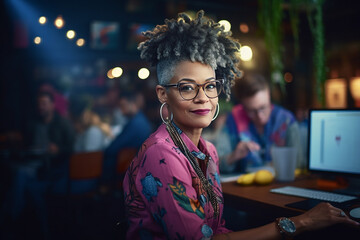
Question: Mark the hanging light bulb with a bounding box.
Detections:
[112,67,123,78]
[138,68,150,80]
[39,16,47,25]
[66,30,76,39]
[54,15,65,29]
[76,38,85,47]
[34,36,41,44]
[219,20,231,32]
[239,46,253,61]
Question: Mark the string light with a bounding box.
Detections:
[34,36,41,44]
[219,20,231,32]
[54,15,65,29]
[39,16,47,25]
[239,23,249,33]
[66,30,76,39]
[239,46,253,61]
[112,67,123,78]
[76,38,85,47]
[138,68,150,79]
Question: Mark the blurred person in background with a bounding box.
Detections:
[69,95,113,152]
[24,91,74,172]
[214,72,304,174]
[102,88,152,186]
[1,91,74,238]
[39,83,69,118]
[102,86,128,137]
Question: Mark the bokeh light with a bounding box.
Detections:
[138,68,150,79]
[107,69,114,79]
[54,15,65,29]
[66,30,76,39]
[76,38,85,47]
[112,67,123,78]
[239,45,253,61]
[239,23,249,33]
[39,16,47,25]
[34,36,41,44]
[219,20,231,32]
[284,72,293,83]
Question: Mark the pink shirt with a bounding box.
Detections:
[123,124,231,239]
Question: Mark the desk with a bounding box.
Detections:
[221,175,360,239]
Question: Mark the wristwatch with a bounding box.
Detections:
[275,217,296,239]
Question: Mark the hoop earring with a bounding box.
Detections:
[212,103,220,121]
[160,102,173,124]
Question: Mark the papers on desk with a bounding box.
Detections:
[220,173,244,183]
[220,165,275,183]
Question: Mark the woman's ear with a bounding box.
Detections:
[156,85,168,103]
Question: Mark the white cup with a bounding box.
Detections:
[271,146,297,182]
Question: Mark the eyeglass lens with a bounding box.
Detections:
[178,81,222,100]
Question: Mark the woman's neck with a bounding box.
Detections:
[184,128,202,147]
[173,121,203,147]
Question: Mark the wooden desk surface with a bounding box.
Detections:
[221,175,320,216]
[221,174,360,239]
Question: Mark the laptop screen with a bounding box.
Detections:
[308,109,360,176]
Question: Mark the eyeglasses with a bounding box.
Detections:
[162,79,224,101]
[244,104,271,116]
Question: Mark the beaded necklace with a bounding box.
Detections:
[165,119,222,216]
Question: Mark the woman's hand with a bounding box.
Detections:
[292,202,360,234]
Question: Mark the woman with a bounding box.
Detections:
[122,11,359,240]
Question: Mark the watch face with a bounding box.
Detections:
[280,218,296,233]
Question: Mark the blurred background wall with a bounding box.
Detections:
[1,0,360,134]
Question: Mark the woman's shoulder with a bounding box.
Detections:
[142,124,171,146]
[139,125,178,157]
[136,125,190,168]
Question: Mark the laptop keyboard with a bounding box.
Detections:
[270,186,357,203]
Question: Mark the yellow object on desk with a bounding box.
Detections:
[236,172,256,185]
[254,169,274,185]
[236,169,274,186]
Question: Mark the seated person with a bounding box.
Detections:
[69,96,113,152]
[102,89,152,184]
[214,72,305,173]
[122,11,358,240]
[24,91,74,177]
[1,91,74,237]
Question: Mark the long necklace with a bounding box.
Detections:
[165,119,222,217]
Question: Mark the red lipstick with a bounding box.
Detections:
[191,109,211,115]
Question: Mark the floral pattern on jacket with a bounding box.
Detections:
[123,124,231,240]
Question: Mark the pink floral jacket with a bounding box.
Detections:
[123,123,231,239]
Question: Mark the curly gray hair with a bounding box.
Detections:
[138,10,242,100]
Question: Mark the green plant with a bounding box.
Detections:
[258,0,285,95]
[306,0,326,105]
[257,0,326,105]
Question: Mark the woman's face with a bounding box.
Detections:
[158,61,218,133]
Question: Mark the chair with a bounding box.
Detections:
[116,148,137,175]
[66,151,104,229]
[115,148,137,190]
[69,151,103,182]
[114,148,137,238]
